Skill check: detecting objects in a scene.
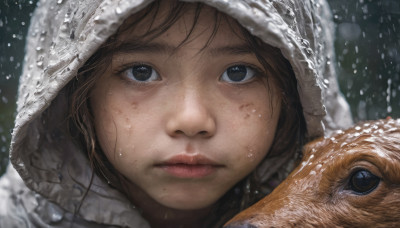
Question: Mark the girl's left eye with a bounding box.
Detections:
[220,65,258,83]
[123,64,160,82]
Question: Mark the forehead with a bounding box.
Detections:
[116,1,246,49]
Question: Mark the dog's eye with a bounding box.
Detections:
[349,169,380,195]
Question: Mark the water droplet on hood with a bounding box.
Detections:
[48,204,64,223]
[115,7,122,15]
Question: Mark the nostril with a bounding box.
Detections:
[224,223,258,228]
[199,130,208,135]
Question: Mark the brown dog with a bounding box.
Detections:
[225,118,400,228]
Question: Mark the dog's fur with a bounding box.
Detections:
[225,118,400,228]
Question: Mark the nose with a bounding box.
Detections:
[166,89,216,138]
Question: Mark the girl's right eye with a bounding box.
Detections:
[122,64,160,83]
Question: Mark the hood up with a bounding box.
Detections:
[9,0,352,226]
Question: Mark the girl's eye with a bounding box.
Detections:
[220,65,258,83]
[123,64,160,82]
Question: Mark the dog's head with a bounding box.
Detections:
[225,118,400,227]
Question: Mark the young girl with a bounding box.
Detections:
[0,0,352,227]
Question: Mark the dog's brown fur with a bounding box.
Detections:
[225,118,400,228]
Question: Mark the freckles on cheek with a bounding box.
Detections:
[238,103,267,121]
[236,103,278,162]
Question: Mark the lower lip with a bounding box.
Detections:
[157,164,219,178]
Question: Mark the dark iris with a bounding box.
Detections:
[131,65,152,81]
[349,169,380,195]
[226,65,247,82]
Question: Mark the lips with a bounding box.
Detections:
[155,154,224,178]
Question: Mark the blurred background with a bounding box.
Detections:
[0,0,399,176]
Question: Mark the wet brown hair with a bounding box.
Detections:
[67,1,306,227]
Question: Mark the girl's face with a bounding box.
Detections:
[90,4,281,211]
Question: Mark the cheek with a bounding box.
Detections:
[233,96,281,164]
[91,87,138,160]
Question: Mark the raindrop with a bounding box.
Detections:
[48,204,64,223]
[57,0,63,4]
[115,7,122,15]
[338,23,361,40]
[1,96,8,104]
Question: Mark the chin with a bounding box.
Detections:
[159,195,218,211]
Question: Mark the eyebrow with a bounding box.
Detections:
[114,40,254,56]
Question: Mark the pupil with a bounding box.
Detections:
[227,66,247,81]
[132,65,152,81]
[351,170,379,193]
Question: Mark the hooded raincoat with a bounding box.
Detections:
[0,0,352,227]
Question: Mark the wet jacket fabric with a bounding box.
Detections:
[0,0,352,227]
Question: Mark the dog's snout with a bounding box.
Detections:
[224,222,258,228]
